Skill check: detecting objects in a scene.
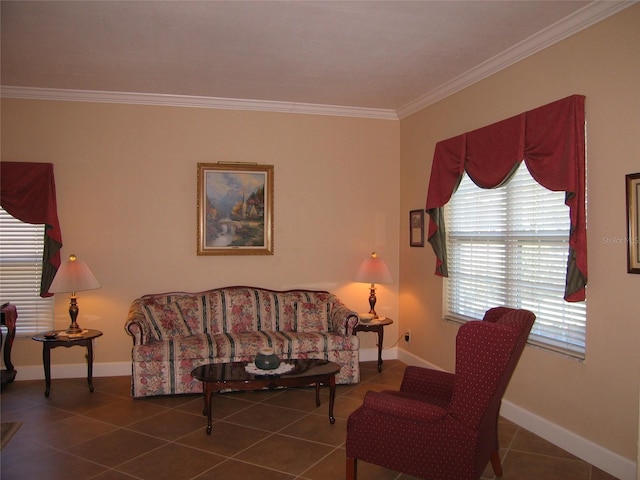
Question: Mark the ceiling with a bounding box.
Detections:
[0,1,633,118]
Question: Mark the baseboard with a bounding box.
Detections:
[395,348,636,480]
[501,400,636,480]
[12,362,131,381]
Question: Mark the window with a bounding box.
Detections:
[444,162,587,358]
[0,207,54,335]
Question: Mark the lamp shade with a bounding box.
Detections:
[354,252,394,285]
[49,254,101,294]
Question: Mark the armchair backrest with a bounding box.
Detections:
[448,308,535,430]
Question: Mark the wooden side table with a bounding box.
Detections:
[354,317,393,372]
[32,329,103,397]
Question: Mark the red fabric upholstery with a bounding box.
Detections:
[346,307,535,480]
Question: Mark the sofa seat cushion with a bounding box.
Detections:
[213,330,359,359]
[132,334,216,363]
[133,330,360,365]
[275,331,359,355]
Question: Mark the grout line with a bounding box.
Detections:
[2,365,604,480]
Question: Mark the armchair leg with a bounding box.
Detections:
[346,456,357,480]
[490,450,503,477]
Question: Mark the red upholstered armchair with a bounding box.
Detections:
[346,307,535,480]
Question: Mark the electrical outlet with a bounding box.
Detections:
[404,330,411,342]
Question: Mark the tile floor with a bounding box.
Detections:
[0,360,619,480]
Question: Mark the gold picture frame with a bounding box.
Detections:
[197,163,274,255]
[626,172,640,273]
[410,209,425,247]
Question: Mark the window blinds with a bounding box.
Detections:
[0,207,54,335]
[445,163,587,358]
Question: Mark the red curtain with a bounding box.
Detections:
[0,162,63,296]
[425,95,587,302]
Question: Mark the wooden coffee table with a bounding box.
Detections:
[191,359,341,434]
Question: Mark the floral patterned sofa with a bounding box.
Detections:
[125,286,361,397]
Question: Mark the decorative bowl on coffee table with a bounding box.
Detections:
[254,347,281,370]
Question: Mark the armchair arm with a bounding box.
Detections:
[362,390,448,423]
[330,304,359,336]
[401,366,455,401]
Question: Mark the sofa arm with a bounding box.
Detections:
[124,300,153,346]
[330,304,359,336]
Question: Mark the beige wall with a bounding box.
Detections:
[399,5,640,464]
[1,101,400,371]
[1,2,638,474]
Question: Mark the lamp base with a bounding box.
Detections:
[66,322,82,334]
[368,285,379,319]
[66,296,82,334]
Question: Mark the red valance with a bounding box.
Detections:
[425,95,587,301]
[0,162,63,297]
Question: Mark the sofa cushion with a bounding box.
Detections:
[207,288,262,333]
[174,295,205,334]
[295,301,329,332]
[142,302,191,340]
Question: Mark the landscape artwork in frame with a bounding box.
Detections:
[410,209,424,247]
[626,172,640,273]
[197,163,274,255]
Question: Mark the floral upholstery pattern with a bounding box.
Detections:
[125,286,360,397]
[142,302,192,340]
[295,302,329,332]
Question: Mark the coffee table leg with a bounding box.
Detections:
[315,381,321,406]
[328,374,336,424]
[202,383,213,435]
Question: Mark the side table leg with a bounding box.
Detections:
[328,374,336,424]
[376,326,384,372]
[86,340,95,392]
[3,316,16,372]
[42,344,51,397]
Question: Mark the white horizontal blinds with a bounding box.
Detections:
[0,207,54,336]
[445,162,587,358]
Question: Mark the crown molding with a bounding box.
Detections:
[1,1,634,121]
[0,86,399,121]
[396,1,637,119]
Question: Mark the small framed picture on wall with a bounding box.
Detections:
[626,172,640,273]
[410,209,424,247]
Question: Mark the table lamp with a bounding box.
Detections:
[354,252,394,318]
[49,254,101,333]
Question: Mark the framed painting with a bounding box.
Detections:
[626,172,640,273]
[197,163,274,255]
[410,209,424,247]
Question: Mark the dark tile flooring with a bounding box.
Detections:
[0,360,618,480]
